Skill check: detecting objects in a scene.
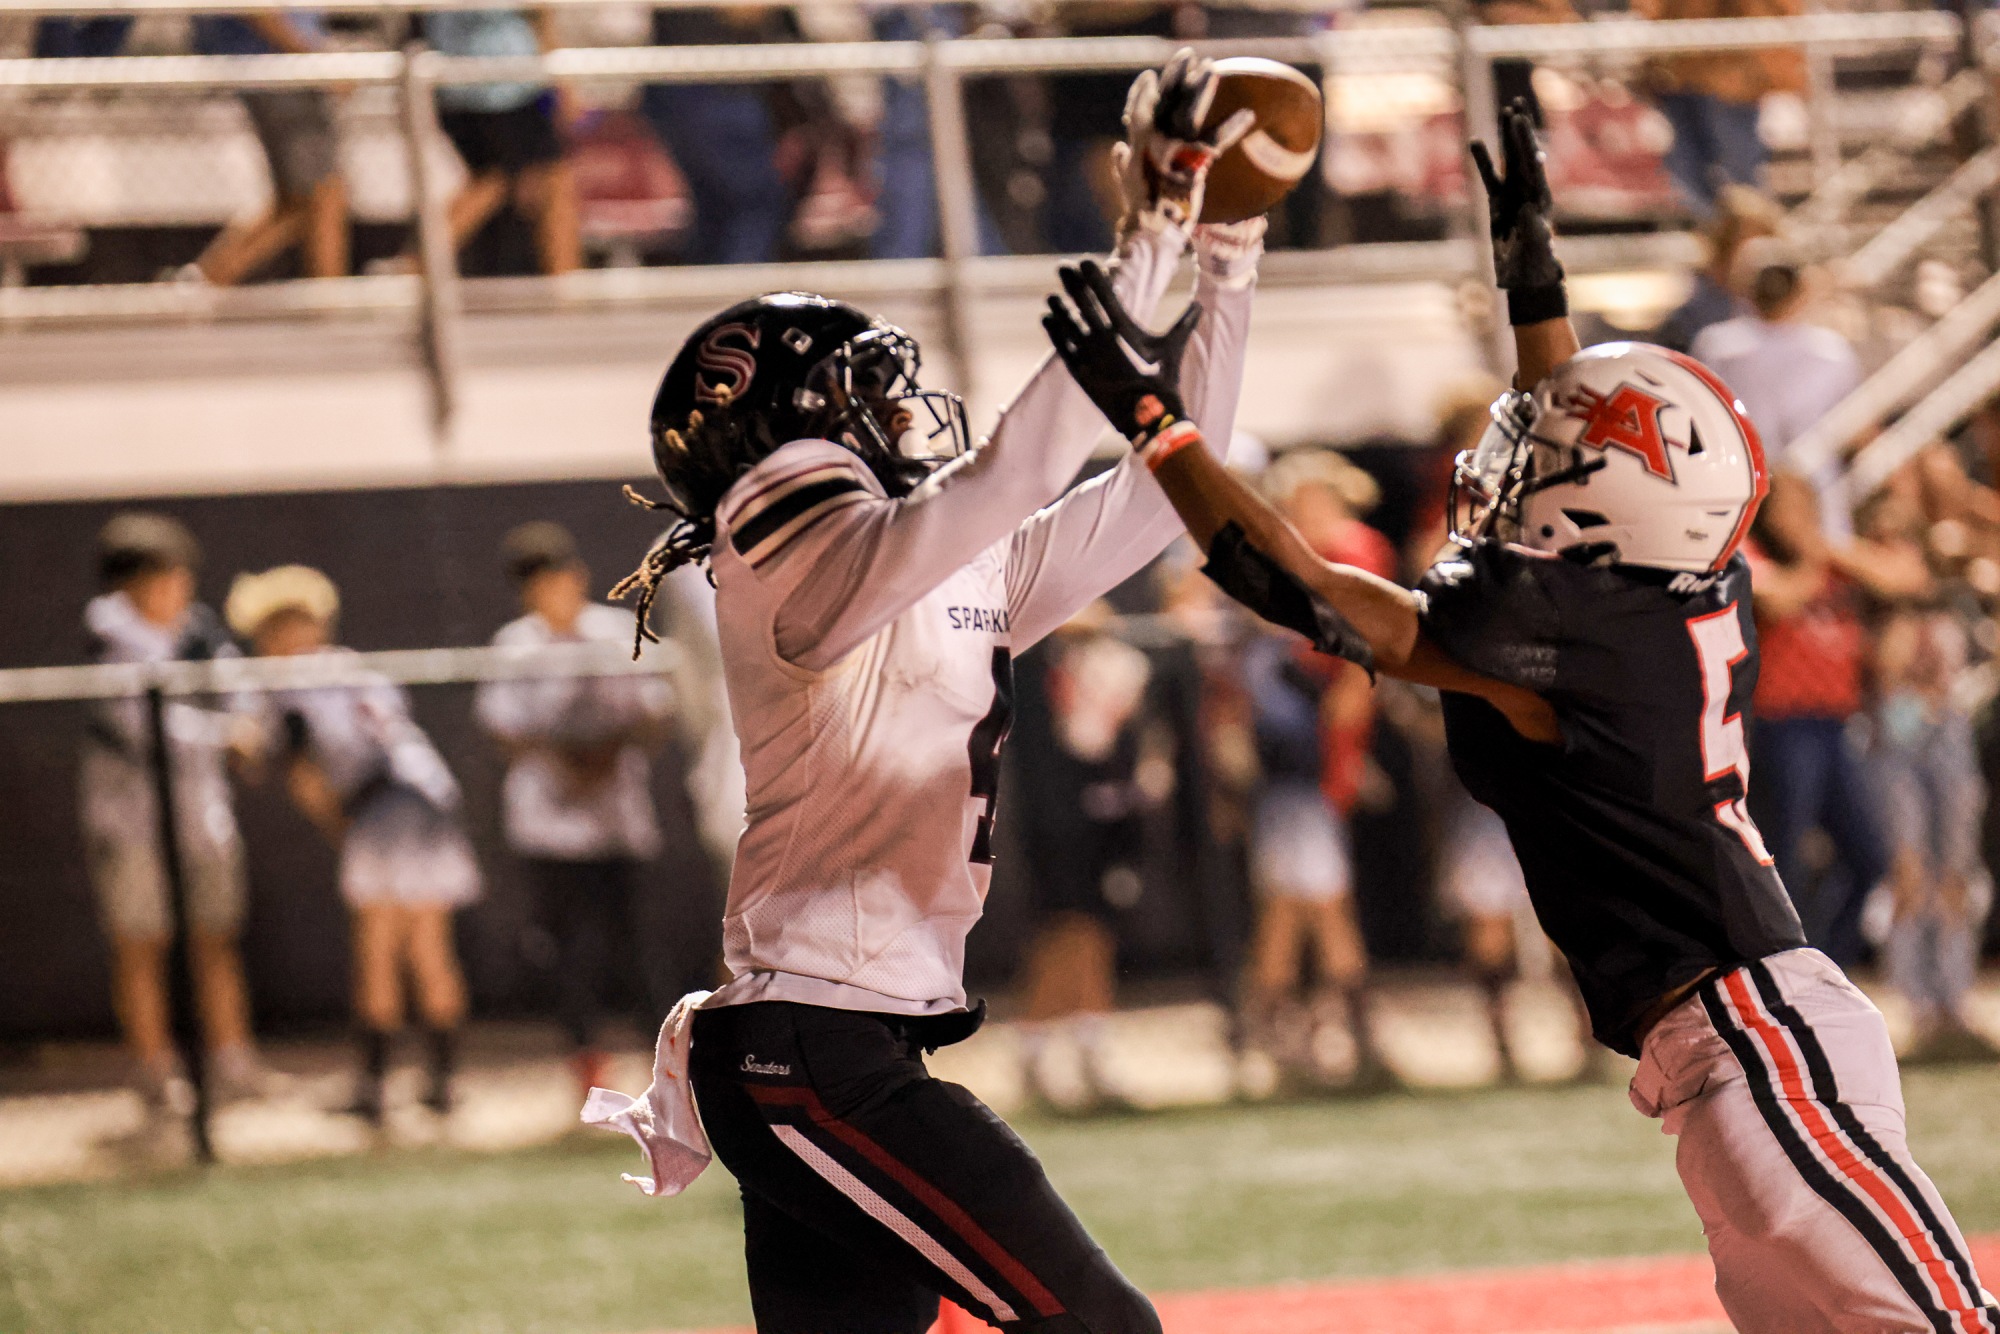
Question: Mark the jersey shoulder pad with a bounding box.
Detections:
[1417,542,1563,692]
[716,439,879,573]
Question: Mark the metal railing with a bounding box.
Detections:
[0,634,685,1160]
[0,10,1978,440]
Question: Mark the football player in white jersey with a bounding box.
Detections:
[610,54,1258,1334]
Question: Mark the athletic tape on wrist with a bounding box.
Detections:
[1507,283,1569,326]
[1138,419,1204,471]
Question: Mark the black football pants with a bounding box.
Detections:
[689,1002,1159,1334]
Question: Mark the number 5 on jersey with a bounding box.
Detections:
[1688,606,1775,865]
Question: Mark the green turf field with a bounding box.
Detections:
[8,1065,2000,1334]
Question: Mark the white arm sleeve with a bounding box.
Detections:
[762,230,1188,671]
[1002,265,1256,651]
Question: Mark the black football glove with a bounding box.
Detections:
[1043,259,1204,450]
[1469,99,1567,326]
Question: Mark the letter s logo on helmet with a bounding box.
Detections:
[695,323,761,406]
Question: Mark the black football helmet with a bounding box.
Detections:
[648,292,967,518]
[613,293,970,654]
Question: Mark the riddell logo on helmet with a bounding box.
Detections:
[696,323,761,406]
[1571,383,1676,482]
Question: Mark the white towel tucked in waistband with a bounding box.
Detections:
[580,989,712,1197]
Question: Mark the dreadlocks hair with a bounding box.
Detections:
[609,405,744,657]
[611,380,948,657]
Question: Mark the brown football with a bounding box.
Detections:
[1197,58,1325,225]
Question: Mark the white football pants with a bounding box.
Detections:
[1632,948,2000,1334]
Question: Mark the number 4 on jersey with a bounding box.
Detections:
[1687,607,1775,865]
[967,648,1014,865]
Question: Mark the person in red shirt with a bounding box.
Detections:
[1746,478,1928,964]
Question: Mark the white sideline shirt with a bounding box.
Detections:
[1691,316,1861,545]
[703,227,1255,1016]
[476,603,673,862]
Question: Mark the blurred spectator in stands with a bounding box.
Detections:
[1856,486,1995,1060]
[423,8,579,275]
[1693,258,1860,545]
[1653,184,1781,353]
[641,7,795,265]
[187,10,349,284]
[1042,3,1187,254]
[31,14,132,57]
[1744,475,1926,966]
[475,523,673,1101]
[80,514,266,1115]
[1158,548,1260,1038]
[865,5,956,260]
[1012,604,1167,1110]
[1634,0,1803,218]
[229,565,480,1125]
[1240,451,1398,1091]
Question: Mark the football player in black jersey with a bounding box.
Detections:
[1045,101,2000,1334]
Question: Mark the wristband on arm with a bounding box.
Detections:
[1202,523,1376,677]
[1507,282,1568,327]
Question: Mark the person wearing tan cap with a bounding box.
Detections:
[228,565,481,1125]
[79,513,268,1116]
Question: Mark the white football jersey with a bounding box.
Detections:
[702,228,1254,1015]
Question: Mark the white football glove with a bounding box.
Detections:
[1113,48,1257,244]
[1194,215,1268,289]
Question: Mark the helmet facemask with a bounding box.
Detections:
[1449,389,1609,556]
[1449,390,1535,548]
[803,327,969,492]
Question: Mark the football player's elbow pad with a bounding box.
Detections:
[1202,523,1376,676]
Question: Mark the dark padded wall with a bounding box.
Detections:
[0,479,729,1041]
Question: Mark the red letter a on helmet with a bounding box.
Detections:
[1575,384,1674,481]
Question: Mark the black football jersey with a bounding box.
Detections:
[1418,543,1806,1056]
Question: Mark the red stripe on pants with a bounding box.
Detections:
[1722,971,1989,1333]
[749,1084,1065,1318]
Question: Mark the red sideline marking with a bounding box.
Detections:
[922,1237,2000,1334]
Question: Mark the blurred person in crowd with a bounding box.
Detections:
[1439,789,1531,1078]
[1653,184,1782,353]
[1157,542,1261,1029]
[1694,258,1861,545]
[423,7,580,275]
[476,522,673,1100]
[1634,0,1803,217]
[641,7,797,265]
[31,14,131,57]
[1743,476,1927,966]
[187,10,349,284]
[1012,604,1167,1110]
[79,514,266,1112]
[1854,485,1996,1061]
[867,5,971,260]
[1043,4,1187,253]
[229,565,480,1124]
[1239,450,1397,1089]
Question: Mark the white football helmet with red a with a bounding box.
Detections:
[1451,342,1768,574]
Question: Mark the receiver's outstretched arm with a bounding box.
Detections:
[1470,100,1581,389]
